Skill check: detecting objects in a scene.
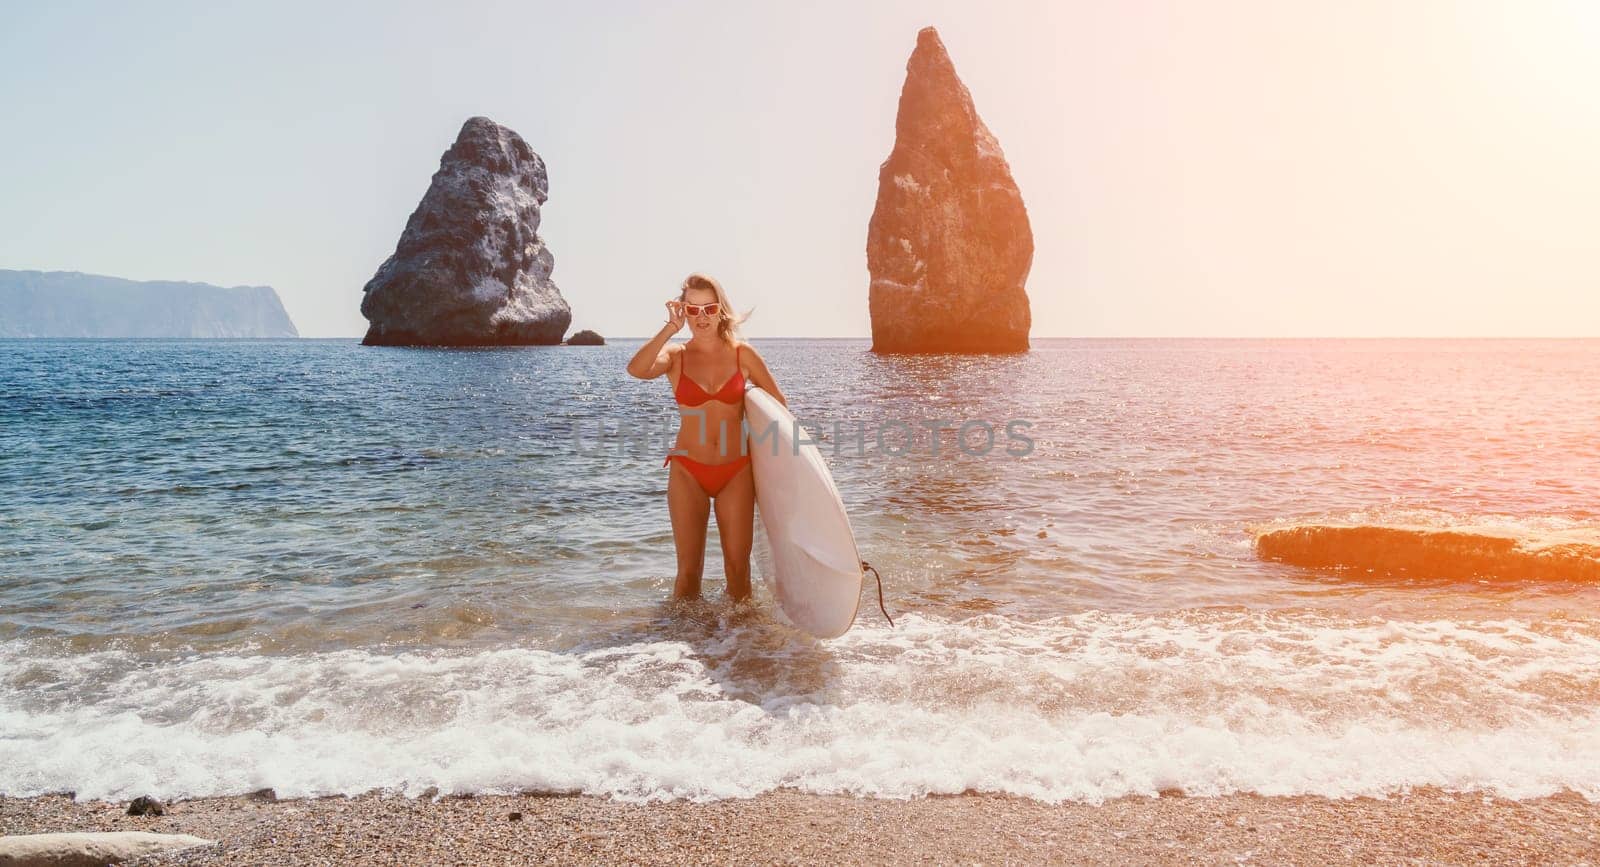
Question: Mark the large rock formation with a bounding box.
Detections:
[0,270,298,338]
[867,27,1032,353]
[361,117,570,346]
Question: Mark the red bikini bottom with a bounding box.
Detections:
[664,453,752,497]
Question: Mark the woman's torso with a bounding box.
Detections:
[668,340,747,462]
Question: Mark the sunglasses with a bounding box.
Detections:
[683,302,721,317]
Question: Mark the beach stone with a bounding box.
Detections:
[0,831,212,866]
[867,27,1032,354]
[124,797,163,817]
[361,116,571,346]
[565,329,605,345]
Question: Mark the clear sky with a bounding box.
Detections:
[2,0,1597,338]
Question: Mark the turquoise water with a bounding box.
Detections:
[3,338,1599,802]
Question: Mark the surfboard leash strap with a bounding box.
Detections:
[860,560,894,627]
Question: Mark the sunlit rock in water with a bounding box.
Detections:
[361,116,570,346]
[1255,524,1600,583]
[866,27,1032,354]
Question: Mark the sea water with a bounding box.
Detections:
[2,338,1598,802]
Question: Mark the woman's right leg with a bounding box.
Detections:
[711,462,755,602]
[666,459,711,598]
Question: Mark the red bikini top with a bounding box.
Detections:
[674,345,745,407]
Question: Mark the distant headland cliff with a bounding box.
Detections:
[0,270,298,338]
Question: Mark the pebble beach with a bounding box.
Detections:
[5,789,1600,865]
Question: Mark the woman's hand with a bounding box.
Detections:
[663,300,687,334]
[627,299,687,379]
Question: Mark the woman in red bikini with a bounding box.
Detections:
[625,273,787,601]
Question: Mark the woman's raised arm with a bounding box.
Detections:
[626,301,686,379]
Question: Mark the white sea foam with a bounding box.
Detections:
[4,611,1600,803]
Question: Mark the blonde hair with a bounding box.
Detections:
[679,272,749,343]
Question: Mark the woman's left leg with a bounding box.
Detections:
[712,462,756,601]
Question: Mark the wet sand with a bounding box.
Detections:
[3,788,1597,865]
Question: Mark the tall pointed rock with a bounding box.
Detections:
[361,116,571,346]
[867,27,1033,353]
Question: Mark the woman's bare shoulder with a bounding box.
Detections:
[660,341,684,372]
[736,341,773,372]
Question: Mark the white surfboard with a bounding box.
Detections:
[744,385,864,638]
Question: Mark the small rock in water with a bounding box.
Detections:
[247,787,278,803]
[1254,523,1600,583]
[565,329,605,345]
[127,795,165,816]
